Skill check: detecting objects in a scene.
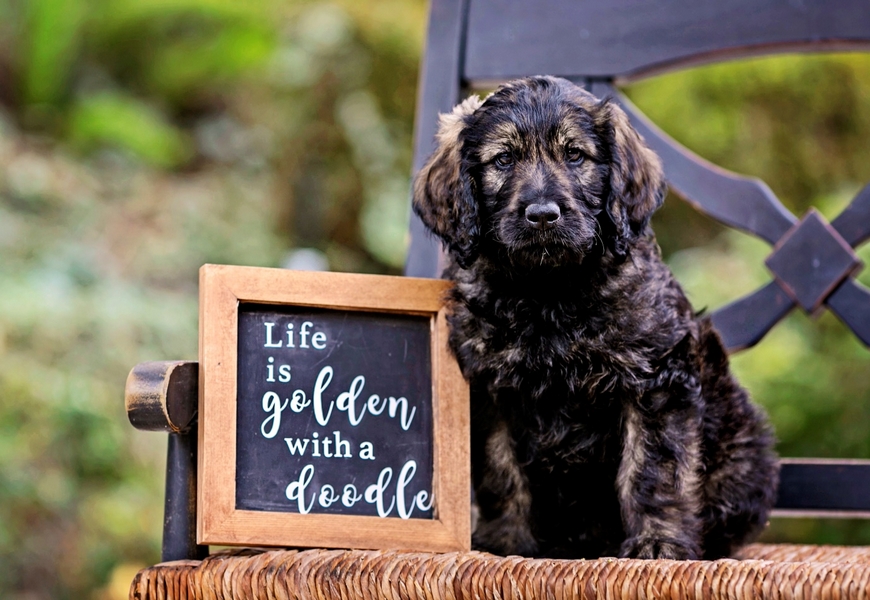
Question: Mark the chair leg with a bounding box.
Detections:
[162,430,208,562]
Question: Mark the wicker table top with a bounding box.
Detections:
[130,544,870,599]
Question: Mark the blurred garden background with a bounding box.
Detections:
[0,0,868,597]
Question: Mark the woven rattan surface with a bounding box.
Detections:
[130,544,870,599]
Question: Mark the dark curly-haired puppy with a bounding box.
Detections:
[412,76,779,560]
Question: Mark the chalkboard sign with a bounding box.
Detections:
[236,305,434,519]
[197,265,469,552]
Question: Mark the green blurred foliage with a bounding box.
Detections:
[68,93,192,167]
[0,1,424,597]
[0,0,868,596]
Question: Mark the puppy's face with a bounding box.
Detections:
[464,81,609,267]
[413,76,666,270]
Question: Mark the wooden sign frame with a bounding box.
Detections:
[197,264,469,552]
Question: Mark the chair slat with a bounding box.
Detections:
[464,0,870,83]
[776,460,870,516]
[406,0,468,279]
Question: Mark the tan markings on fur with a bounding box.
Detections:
[643,449,702,544]
[551,166,577,209]
[558,152,603,209]
[704,428,763,495]
[567,87,600,113]
[609,107,662,172]
[486,421,533,513]
[477,421,536,552]
[530,162,548,191]
[436,95,483,145]
[470,498,480,534]
[617,404,646,532]
[506,161,550,212]
[478,122,521,201]
[482,169,508,198]
[642,516,686,547]
[679,432,703,511]
[460,335,487,357]
[478,121,521,163]
[604,103,664,221]
[555,122,598,159]
[412,93,486,242]
[618,404,702,543]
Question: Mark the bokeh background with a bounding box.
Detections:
[0,0,869,597]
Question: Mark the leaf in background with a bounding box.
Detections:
[143,24,276,102]
[67,92,191,167]
[22,0,86,107]
[85,0,276,106]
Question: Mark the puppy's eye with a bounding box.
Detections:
[494,152,514,169]
[565,146,585,164]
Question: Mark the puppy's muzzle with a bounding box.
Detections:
[525,202,561,230]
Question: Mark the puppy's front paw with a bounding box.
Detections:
[619,536,699,560]
[472,519,539,557]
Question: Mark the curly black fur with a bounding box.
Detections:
[412,76,779,560]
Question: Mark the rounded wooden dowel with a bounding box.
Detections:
[125,361,199,433]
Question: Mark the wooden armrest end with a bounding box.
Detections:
[125,361,199,433]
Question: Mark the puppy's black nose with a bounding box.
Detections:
[525,202,561,229]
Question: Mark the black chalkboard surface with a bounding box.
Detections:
[197,265,469,551]
[236,304,434,519]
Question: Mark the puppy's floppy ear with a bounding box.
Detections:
[413,96,483,268]
[598,100,667,258]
